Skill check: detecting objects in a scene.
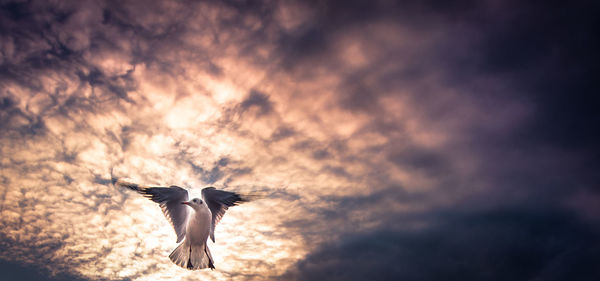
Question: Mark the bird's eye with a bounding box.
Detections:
[193,199,197,203]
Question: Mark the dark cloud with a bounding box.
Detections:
[0,259,90,281]
[272,0,600,168]
[464,1,600,157]
[186,156,255,186]
[190,157,229,184]
[278,186,432,245]
[311,149,330,160]
[76,67,137,101]
[320,165,349,179]
[282,207,600,281]
[388,147,451,177]
[0,96,47,137]
[0,231,87,281]
[269,126,296,142]
[241,90,273,116]
[281,0,598,210]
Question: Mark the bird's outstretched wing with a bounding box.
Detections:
[201,187,247,242]
[117,180,189,243]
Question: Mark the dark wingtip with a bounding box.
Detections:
[114,179,144,193]
[239,192,264,202]
[110,167,117,185]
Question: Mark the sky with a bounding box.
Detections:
[1,0,599,280]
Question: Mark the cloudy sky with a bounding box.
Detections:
[1,0,599,280]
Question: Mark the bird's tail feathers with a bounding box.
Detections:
[169,241,215,270]
[204,245,215,269]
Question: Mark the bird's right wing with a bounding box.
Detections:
[117,180,189,243]
[201,187,247,242]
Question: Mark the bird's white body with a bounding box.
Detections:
[186,203,211,246]
[169,199,215,270]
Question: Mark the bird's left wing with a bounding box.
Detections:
[117,180,189,243]
[201,187,247,242]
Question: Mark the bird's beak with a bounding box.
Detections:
[181,201,190,205]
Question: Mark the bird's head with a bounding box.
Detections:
[182,198,204,210]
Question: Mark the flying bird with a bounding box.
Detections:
[115,179,249,270]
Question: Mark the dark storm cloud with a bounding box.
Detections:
[277,0,598,195]
[76,67,137,102]
[0,0,140,127]
[0,231,91,281]
[241,90,273,116]
[277,0,600,152]
[465,1,600,155]
[267,0,600,279]
[0,95,47,136]
[269,125,296,142]
[282,207,600,281]
[388,147,451,177]
[0,3,84,83]
[0,259,90,281]
[188,157,233,184]
[277,186,435,245]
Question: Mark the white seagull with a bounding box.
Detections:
[115,179,248,270]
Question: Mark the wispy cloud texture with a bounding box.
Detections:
[1,0,599,280]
